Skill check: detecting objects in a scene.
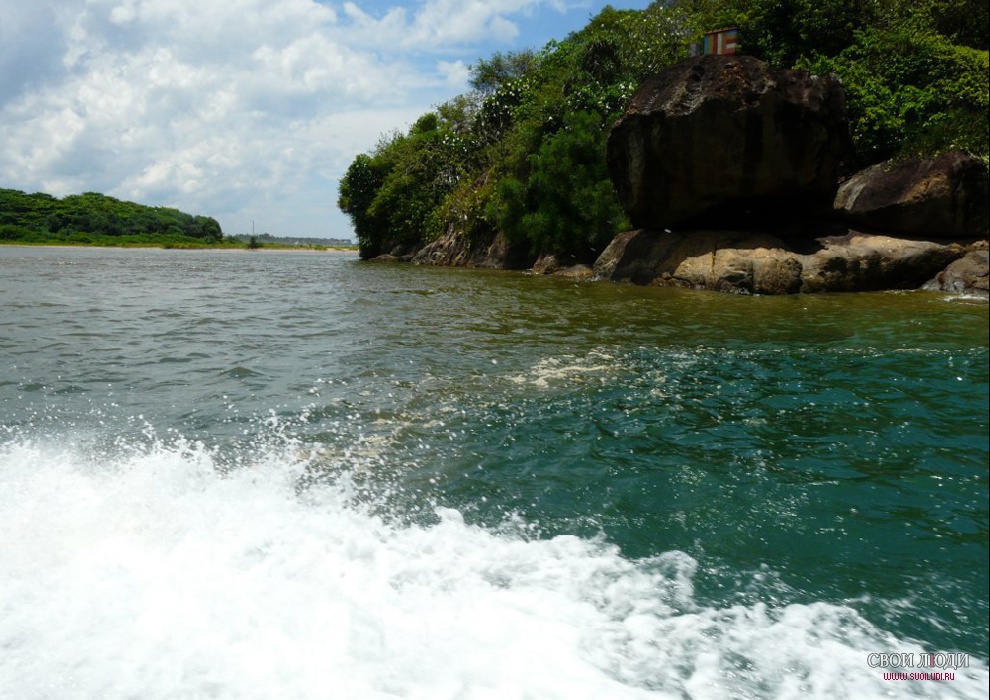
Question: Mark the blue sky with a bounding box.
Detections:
[0,0,652,240]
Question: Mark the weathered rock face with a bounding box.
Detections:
[593,229,966,294]
[409,226,528,269]
[531,254,595,280]
[923,248,989,295]
[834,151,990,238]
[607,55,853,231]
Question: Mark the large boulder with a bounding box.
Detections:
[594,229,965,294]
[607,55,853,231]
[834,151,990,238]
[923,248,989,295]
[799,232,965,292]
[593,229,806,294]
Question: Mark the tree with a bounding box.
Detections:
[336,0,988,266]
[469,50,540,94]
[0,188,226,246]
[489,110,628,261]
[338,153,392,258]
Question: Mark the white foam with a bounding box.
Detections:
[507,349,617,388]
[1,439,986,699]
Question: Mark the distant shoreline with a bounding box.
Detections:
[0,242,358,253]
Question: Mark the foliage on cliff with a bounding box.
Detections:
[339,0,989,262]
[0,189,225,247]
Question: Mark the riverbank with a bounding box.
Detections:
[0,241,358,253]
[368,56,988,296]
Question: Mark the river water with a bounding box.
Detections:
[1,246,987,699]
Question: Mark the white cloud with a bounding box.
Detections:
[339,0,543,50]
[437,60,470,91]
[0,0,641,239]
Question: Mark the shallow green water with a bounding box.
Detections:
[1,246,987,698]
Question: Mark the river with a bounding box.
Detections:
[1,245,987,699]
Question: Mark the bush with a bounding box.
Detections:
[803,24,989,162]
[489,110,628,261]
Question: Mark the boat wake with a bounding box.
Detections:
[1,434,986,700]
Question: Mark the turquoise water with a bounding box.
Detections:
[1,246,987,698]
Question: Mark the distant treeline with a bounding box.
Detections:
[0,189,225,247]
[227,233,355,248]
[339,0,989,262]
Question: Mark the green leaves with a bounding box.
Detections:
[0,188,225,246]
[340,103,488,258]
[802,22,989,162]
[491,110,628,261]
[469,50,540,95]
[338,0,988,264]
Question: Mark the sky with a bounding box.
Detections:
[0,0,652,240]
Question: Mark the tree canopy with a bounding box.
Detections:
[339,0,988,262]
[0,189,225,247]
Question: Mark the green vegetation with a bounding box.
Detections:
[0,189,229,248]
[339,0,988,262]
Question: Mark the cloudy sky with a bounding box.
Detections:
[0,0,651,240]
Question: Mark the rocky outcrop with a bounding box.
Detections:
[373,54,987,296]
[531,255,595,280]
[599,54,990,295]
[408,227,526,269]
[923,247,989,295]
[834,151,990,237]
[607,55,853,231]
[594,229,967,294]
